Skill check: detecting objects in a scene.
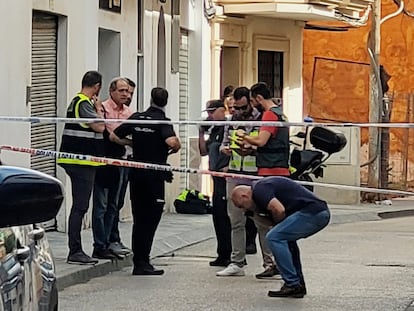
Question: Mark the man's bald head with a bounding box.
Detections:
[231,185,254,212]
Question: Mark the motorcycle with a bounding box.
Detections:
[289,121,347,191]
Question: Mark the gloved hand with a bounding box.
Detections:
[161,164,174,183]
[164,171,174,183]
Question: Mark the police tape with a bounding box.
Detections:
[1,115,414,128]
[0,145,262,180]
[1,145,414,197]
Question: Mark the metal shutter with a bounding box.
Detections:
[179,30,189,190]
[31,13,57,177]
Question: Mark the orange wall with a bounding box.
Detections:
[303,0,414,157]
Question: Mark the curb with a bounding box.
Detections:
[56,226,214,291]
[405,300,414,311]
[378,209,414,219]
[330,209,414,225]
[330,211,381,225]
[56,256,133,291]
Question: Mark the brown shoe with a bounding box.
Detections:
[255,266,280,279]
[268,283,306,298]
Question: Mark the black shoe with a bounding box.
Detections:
[92,248,117,260]
[268,283,306,298]
[301,282,307,295]
[246,243,257,254]
[255,266,280,279]
[67,251,98,265]
[132,264,164,276]
[209,258,230,267]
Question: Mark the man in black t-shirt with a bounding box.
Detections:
[198,99,232,267]
[110,87,181,276]
[231,176,330,298]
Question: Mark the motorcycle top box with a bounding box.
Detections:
[309,127,347,155]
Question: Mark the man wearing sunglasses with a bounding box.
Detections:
[217,87,278,279]
[236,82,290,178]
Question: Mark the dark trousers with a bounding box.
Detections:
[245,217,258,246]
[109,167,130,243]
[62,165,96,255]
[211,176,232,260]
[130,169,165,266]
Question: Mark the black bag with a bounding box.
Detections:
[174,189,211,214]
[309,127,347,154]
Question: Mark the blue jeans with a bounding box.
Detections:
[92,180,121,250]
[266,209,330,286]
[109,167,130,243]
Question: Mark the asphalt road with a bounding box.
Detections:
[59,216,414,311]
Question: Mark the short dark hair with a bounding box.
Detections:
[233,86,250,102]
[222,85,234,98]
[206,99,225,111]
[125,77,136,88]
[151,87,168,107]
[81,71,102,88]
[250,82,271,99]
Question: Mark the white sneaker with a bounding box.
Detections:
[216,263,245,276]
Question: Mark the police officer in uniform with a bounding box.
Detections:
[111,87,181,275]
[198,100,232,267]
[57,70,105,265]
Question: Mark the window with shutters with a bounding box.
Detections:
[179,30,189,190]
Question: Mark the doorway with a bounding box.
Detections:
[257,50,283,98]
[221,46,240,96]
[98,28,121,99]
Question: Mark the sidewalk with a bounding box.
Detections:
[49,199,414,291]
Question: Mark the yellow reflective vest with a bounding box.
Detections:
[228,129,258,174]
[57,93,105,166]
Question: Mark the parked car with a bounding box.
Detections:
[0,166,64,311]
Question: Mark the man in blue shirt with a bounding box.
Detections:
[231,176,330,298]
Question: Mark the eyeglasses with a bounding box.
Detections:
[234,105,249,111]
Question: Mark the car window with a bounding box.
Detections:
[0,229,16,260]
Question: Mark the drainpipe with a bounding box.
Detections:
[367,0,382,200]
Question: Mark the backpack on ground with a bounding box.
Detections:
[174,189,211,214]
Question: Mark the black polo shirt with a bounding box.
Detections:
[206,126,229,171]
[114,106,176,164]
[252,176,328,217]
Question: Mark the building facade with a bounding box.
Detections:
[0,0,369,231]
[0,0,209,231]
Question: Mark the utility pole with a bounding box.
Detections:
[367,0,382,197]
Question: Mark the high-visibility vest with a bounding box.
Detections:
[228,129,259,174]
[57,93,105,166]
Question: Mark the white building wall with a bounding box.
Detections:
[0,2,32,166]
[0,0,210,224]
[0,1,144,231]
